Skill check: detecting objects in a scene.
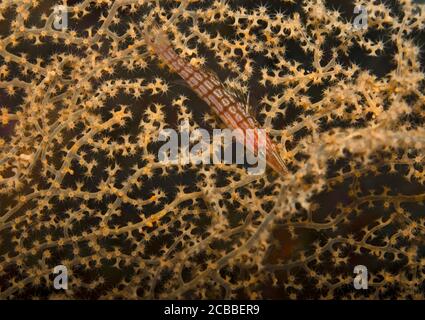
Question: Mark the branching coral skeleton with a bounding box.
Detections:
[0,0,424,299]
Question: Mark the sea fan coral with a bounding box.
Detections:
[0,0,424,299]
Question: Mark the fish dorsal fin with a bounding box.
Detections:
[221,79,257,117]
[202,66,256,118]
[225,81,248,104]
[230,87,258,120]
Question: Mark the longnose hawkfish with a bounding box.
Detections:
[144,26,287,177]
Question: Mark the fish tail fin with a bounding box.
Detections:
[143,21,171,52]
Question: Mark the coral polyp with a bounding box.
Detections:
[0,0,424,299]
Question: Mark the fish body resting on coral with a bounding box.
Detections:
[144,26,287,177]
